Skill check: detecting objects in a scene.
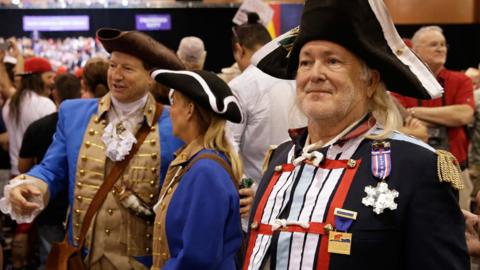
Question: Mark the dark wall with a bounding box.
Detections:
[0,8,479,72]
[0,8,238,72]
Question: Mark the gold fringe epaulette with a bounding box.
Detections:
[262,145,278,173]
[436,150,463,190]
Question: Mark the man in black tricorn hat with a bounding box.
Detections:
[0,28,185,269]
[243,0,468,269]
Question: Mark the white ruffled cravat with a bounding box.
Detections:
[102,95,148,161]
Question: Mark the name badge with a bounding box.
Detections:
[328,231,352,255]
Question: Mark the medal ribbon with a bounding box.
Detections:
[371,142,391,180]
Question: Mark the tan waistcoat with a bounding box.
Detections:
[72,94,161,269]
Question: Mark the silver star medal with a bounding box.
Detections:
[362,181,399,214]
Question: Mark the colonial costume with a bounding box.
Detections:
[150,70,243,269]
[0,28,185,269]
[243,0,468,269]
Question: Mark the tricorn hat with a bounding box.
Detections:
[151,69,243,123]
[251,0,442,99]
[96,28,184,70]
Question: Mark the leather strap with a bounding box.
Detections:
[75,102,164,247]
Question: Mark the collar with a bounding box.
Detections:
[170,138,205,167]
[288,114,375,156]
[97,93,159,127]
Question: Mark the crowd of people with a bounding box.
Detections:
[0,0,478,269]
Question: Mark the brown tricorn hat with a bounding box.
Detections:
[96,28,184,70]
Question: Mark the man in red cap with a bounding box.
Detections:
[0,29,185,269]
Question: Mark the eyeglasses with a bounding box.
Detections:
[420,41,449,50]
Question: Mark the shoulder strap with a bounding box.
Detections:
[179,152,237,189]
[76,102,164,247]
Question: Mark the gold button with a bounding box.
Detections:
[74,223,80,228]
[151,168,157,173]
[107,209,113,215]
[19,174,26,180]
[147,106,153,113]
[151,126,156,132]
[396,47,405,55]
[146,233,151,238]
[347,159,356,168]
[157,236,162,241]
[85,141,91,148]
[146,247,151,253]
[167,187,172,194]
[105,228,110,235]
[88,129,95,136]
[149,180,155,186]
[275,165,282,172]
[324,224,334,233]
[75,236,80,241]
[76,182,83,187]
[94,117,100,123]
[76,195,82,201]
[149,194,154,199]
[161,202,166,210]
[79,169,85,176]
[75,209,81,214]
[81,155,87,162]
[161,252,168,259]
[151,153,158,159]
[150,140,156,146]
[251,222,258,230]
[112,190,116,195]
[100,100,104,105]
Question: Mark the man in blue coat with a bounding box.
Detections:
[1,28,184,269]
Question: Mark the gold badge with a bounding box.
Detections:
[328,231,352,255]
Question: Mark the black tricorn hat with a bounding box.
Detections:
[151,69,243,123]
[96,28,184,70]
[251,0,442,100]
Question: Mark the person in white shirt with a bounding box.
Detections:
[227,13,306,190]
[2,56,56,177]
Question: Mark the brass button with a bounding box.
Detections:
[75,236,80,241]
[85,141,91,148]
[347,159,356,168]
[274,165,282,172]
[251,222,258,230]
[105,228,110,235]
[94,117,100,123]
[147,106,153,113]
[146,247,151,253]
[396,47,405,56]
[151,168,157,173]
[88,129,95,136]
[167,187,172,194]
[157,236,162,241]
[81,155,87,162]
[151,153,158,159]
[150,140,156,146]
[76,182,83,187]
[76,195,82,201]
[74,223,80,228]
[161,252,168,259]
[149,180,155,186]
[112,190,116,195]
[79,169,85,176]
[75,209,81,214]
[161,202,166,210]
[107,209,113,215]
[19,174,26,180]
[146,233,151,238]
[151,126,156,132]
[149,194,154,199]
[324,223,334,233]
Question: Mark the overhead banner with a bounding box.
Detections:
[135,14,171,31]
[23,15,89,31]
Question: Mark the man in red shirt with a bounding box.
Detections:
[393,25,474,210]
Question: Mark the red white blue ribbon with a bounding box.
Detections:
[371,142,391,180]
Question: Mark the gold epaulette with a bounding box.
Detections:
[262,145,278,173]
[436,150,463,190]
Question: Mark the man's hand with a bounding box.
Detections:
[239,187,255,217]
[463,209,480,257]
[9,184,43,216]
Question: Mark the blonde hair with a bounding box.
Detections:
[360,63,402,139]
[196,104,243,184]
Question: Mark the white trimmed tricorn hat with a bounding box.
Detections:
[151,69,243,123]
[251,0,443,99]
